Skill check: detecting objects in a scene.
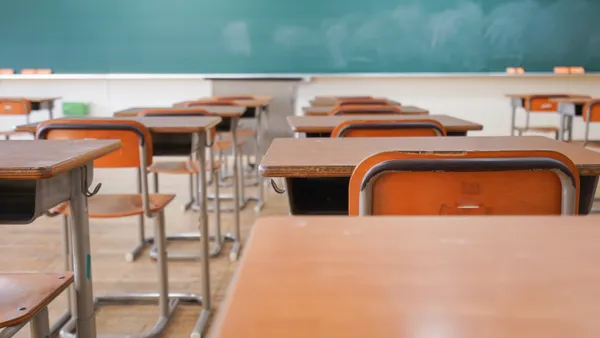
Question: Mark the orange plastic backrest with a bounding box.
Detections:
[349,150,579,216]
[0,98,31,115]
[36,119,153,168]
[20,69,36,74]
[331,119,447,137]
[554,67,570,74]
[583,100,600,122]
[335,99,389,107]
[139,108,217,138]
[329,105,402,116]
[186,99,237,107]
[525,95,568,112]
[35,69,52,74]
[0,69,15,74]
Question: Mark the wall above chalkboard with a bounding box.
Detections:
[1,0,599,73]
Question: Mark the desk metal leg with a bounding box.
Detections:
[191,131,212,338]
[567,116,574,141]
[222,119,242,261]
[247,106,265,212]
[510,104,516,136]
[69,167,97,338]
[558,113,566,141]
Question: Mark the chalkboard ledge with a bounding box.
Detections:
[0,73,599,81]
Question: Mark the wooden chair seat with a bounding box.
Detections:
[148,160,222,174]
[220,128,256,138]
[0,272,73,328]
[52,194,175,218]
[514,126,559,133]
[213,139,246,151]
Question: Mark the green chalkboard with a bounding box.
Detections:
[1,0,600,73]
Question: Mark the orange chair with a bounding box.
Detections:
[349,150,579,216]
[583,99,600,146]
[514,95,570,139]
[554,67,570,74]
[35,119,191,337]
[0,69,15,74]
[331,119,447,137]
[335,98,389,107]
[0,98,32,123]
[506,67,525,74]
[329,104,402,116]
[140,108,224,259]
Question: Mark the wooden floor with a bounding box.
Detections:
[2,163,289,338]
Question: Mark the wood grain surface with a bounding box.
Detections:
[309,97,401,107]
[288,115,483,133]
[210,215,600,338]
[0,140,121,179]
[113,106,244,117]
[15,116,222,134]
[0,272,73,328]
[303,105,428,116]
[259,136,600,177]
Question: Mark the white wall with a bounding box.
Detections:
[2,75,600,139]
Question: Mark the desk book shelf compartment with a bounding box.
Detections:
[0,165,93,223]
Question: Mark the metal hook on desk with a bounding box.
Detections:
[270,179,286,194]
[81,167,101,197]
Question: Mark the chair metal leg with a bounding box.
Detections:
[126,168,152,262]
[30,307,50,338]
[60,211,204,338]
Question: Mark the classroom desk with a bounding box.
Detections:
[288,114,483,137]
[504,93,589,136]
[14,116,222,337]
[551,97,594,141]
[259,136,600,215]
[303,105,428,116]
[210,215,600,338]
[0,97,60,121]
[0,140,121,338]
[309,97,402,106]
[113,106,245,118]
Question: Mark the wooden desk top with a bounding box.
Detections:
[172,98,269,108]
[113,106,244,117]
[551,97,599,104]
[0,97,61,103]
[288,115,483,133]
[15,116,222,134]
[310,97,401,107]
[505,93,590,99]
[210,216,600,338]
[303,105,428,116]
[259,136,600,177]
[0,140,121,179]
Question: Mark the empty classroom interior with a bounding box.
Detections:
[2,0,600,338]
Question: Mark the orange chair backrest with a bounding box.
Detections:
[335,99,389,107]
[36,119,153,168]
[186,99,237,107]
[0,98,31,115]
[349,150,579,216]
[525,95,569,112]
[331,119,447,137]
[329,105,402,116]
[0,69,15,74]
[583,100,600,122]
[138,108,217,138]
[506,67,525,74]
[20,69,37,74]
